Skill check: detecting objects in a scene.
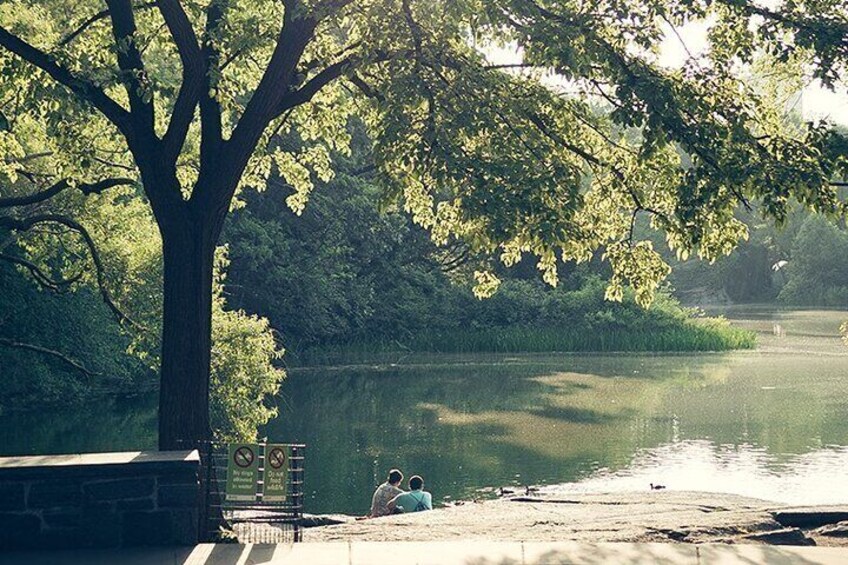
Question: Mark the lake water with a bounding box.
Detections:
[2,308,848,515]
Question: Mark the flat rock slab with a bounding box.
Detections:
[298,514,355,528]
[742,527,814,545]
[817,521,848,538]
[304,491,794,544]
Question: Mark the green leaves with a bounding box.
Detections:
[211,247,284,441]
[1,0,846,314]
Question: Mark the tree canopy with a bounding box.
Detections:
[1,0,846,446]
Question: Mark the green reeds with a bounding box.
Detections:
[295,317,755,364]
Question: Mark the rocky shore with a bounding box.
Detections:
[302,491,848,547]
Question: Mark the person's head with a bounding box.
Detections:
[409,475,424,491]
[388,469,403,486]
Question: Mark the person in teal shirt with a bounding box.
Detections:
[388,475,432,513]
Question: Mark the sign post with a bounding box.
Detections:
[226,443,260,501]
[263,444,289,502]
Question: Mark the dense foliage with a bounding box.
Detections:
[657,205,848,307]
[224,166,752,360]
[777,214,848,306]
[1,0,846,445]
[0,182,282,440]
[0,261,148,405]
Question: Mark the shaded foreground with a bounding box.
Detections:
[304,491,848,547]
[3,541,848,565]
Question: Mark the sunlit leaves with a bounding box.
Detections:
[211,247,284,441]
[604,241,670,306]
[1,0,846,314]
[472,269,501,298]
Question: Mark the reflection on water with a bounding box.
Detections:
[547,440,848,506]
[1,309,847,515]
[269,308,848,514]
[0,394,157,456]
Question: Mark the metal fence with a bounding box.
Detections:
[190,441,306,543]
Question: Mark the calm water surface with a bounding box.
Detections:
[2,308,848,515]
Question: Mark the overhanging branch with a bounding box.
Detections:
[199,0,226,165]
[275,56,356,117]
[0,178,136,209]
[0,27,132,136]
[349,73,385,102]
[157,0,208,162]
[209,9,317,208]
[0,214,144,330]
[105,0,155,132]
[0,338,99,378]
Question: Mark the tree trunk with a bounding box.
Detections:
[158,217,218,450]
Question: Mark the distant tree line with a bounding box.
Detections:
[658,204,848,308]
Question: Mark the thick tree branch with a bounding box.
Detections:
[106,0,156,134]
[0,178,136,209]
[157,0,207,162]
[59,1,158,47]
[198,1,226,166]
[80,177,138,194]
[0,180,70,208]
[156,0,202,67]
[274,55,356,117]
[229,13,316,145]
[349,73,385,103]
[212,9,317,209]
[0,214,143,330]
[0,338,99,377]
[298,41,362,75]
[0,27,132,136]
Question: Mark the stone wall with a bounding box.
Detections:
[0,450,201,549]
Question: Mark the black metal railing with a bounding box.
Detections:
[180,440,306,543]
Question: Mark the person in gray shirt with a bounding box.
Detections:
[368,468,405,517]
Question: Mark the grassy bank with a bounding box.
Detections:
[294,317,755,364]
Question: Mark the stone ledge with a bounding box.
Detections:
[84,477,155,501]
[0,512,42,545]
[0,450,199,480]
[122,510,176,546]
[0,449,202,549]
[28,480,83,509]
[158,484,199,508]
[0,482,26,511]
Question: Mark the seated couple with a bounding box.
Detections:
[369,468,432,517]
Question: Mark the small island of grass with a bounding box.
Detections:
[293,277,755,365]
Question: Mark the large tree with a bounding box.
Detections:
[1,0,846,448]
